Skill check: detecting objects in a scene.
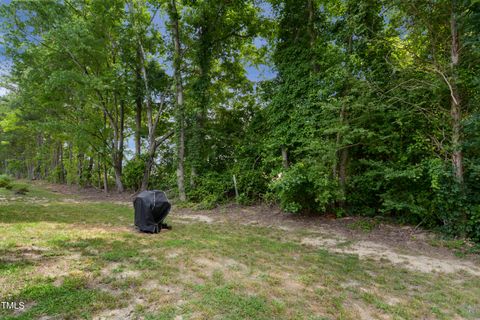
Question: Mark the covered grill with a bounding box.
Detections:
[133,190,171,233]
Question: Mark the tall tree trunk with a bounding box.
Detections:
[450,2,463,184]
[334,32,354,210]
[137,38,169,191]
[68,143,73,185]
[141,154,155,191]
[77,152,84,185]
[113,99,125,192]
[338,104,348,200]
[59,142,65,183]
[113,166,123,192]
[51,142,58,181]
[86,157,94,187]
[135,96,142,157]
[97,157,102,189]
[333,103,348,210]
[135,55,143,158]
[191,30,212,187]
[110,98,125,193]
[169,0,186,201]
[103,163,109,194]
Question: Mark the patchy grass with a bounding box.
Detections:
[347,218,380,233]
[0,184,479,319]
[428,238,480,258]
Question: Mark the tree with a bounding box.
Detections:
[168,0,187,201]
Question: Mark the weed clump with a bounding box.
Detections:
[0,174,12,189]
[14,184,29,195]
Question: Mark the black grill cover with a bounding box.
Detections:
[133,190,171,233]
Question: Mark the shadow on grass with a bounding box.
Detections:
[0,201,132,226]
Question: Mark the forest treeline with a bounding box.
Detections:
[0,0,479,240]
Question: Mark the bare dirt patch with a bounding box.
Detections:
[35,257,74,279]
[165,250,183,259]
[276,271,305,292]
[192,256,246,276]
[347,301,381,320]
[172,204,480,276]
[176,214,215,224]
[93,305,136,320]
[196,256,243,268]
[301,237,480,275]
[2,245,49,262]
[100,263,142,280]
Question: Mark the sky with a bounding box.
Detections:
[0,0,276,97]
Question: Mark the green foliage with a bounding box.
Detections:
[13,183,30,195]
[234,170,268,205]
[189,172,232,209]
[269,163,341,213]
[0,0,479,243]
[468,206,480,242]
[0,174,12,189]
[123,156,147,191]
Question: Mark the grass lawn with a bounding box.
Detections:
[0,184,479,320]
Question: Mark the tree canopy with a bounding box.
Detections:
[0,0,479,241]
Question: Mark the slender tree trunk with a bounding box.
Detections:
[103,163,108,194]
[97,157,102,189]
[27,161,34,180]
[450,3,463,184]
[51,141,59,181]
[110,109,125,192]
[113,99,125,192]
[68,143,73,185]
[334,32,354,210]
[34,134,43,180]
[141,131,173,191]
[141,153,155,191]
[77,152,84,185]
[135,60,143,157]
[100,90,124,193]
[281,147,289,169]
[338,104,348,198]
[86,157,94,187]
[138,40,156,191]
[169,0,186,201]
[59,143,65,183]
[135,96,142,157]
[191,45,211,188]
[113,166,123,192]
[333,103,348,210]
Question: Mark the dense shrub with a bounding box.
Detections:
[123,156,146,191]
[0,174,12,189]
[189,172,233,208]
[269,162,341,213]
[236,171,268,205]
